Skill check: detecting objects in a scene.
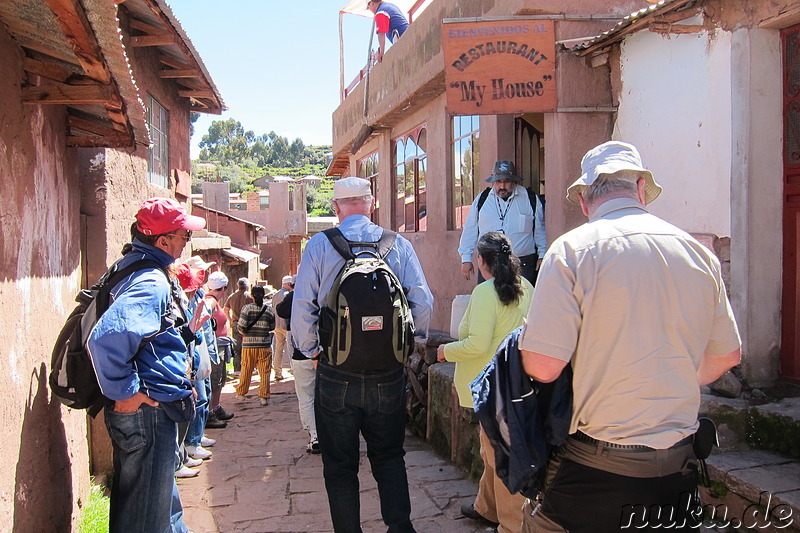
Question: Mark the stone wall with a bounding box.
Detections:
[406,332,483,481]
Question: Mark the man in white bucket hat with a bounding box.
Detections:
[518,141,741,532]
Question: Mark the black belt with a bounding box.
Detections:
[571,431,693,451]
[518,253,538,263]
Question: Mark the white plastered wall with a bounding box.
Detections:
[613,25,783,386]
[613,27,733,236]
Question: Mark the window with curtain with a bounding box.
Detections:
[358,151,380,223]
[146,94,169,188]
[451,115,481,230]
[393,126,427,232]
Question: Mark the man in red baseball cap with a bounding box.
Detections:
[88,196,206,533]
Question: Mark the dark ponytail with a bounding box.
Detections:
[251,285,265,306]
[477,232,523,306]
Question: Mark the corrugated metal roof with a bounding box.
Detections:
[567,0,696,55]
[156,0,225,111]
[223,246,261,263]
[195,204,265,230]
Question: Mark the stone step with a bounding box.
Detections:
[701,450,800,532]
[700,394,800,459]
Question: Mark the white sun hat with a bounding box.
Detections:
[566,141,662,205]
[186,255,216,271]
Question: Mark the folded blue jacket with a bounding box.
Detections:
[470,326,573,498]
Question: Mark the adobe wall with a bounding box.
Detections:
[0,28,89,532]
[333,0,641,153]
[81,16,197,476]
[338,16,618,332]
[202,211,252,247]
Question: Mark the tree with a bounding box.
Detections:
[199,118,255,164]
[307,182,334,216]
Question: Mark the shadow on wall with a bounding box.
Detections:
[14,363,73,532]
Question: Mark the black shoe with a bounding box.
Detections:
[460,504,499,527]
[205,413,228,429]
[214,406,235,421]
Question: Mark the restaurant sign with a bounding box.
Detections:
[442,19,556,115]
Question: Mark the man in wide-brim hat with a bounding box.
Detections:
[457,159,546,285]
[518,141,741,532]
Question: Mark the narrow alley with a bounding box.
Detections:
[177,373,495,533]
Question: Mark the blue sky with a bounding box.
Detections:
[166,0,375,157]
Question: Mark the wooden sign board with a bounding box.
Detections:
[442,19,556,115]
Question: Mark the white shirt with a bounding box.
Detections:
[457,185,546,263]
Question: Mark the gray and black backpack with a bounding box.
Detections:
[49,258,169,417]
[318,228,414,371]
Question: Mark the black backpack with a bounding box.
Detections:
[49,258,167,417]
[317,228,414,371]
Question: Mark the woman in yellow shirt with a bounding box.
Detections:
[437,231,533,533]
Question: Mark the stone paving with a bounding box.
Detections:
[178,371,495,533]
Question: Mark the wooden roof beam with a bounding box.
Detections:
[129,18,165,35]
[159,54,192,70]
[23,57,81,83]
[23,83,114,104]
[43,0,112,84]
[67,134,132,147]
[132,34,176,47]
[178,89,214,99]
[68,114,120,137]
[20,40,81,65]
[160,68,200,78]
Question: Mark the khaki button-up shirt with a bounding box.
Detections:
[520,197,741,448]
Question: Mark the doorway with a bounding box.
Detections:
[782,24,800,382]
[515,115,544,196]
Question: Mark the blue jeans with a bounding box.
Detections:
[315,363,415,533]
[185,376,210,446]
[104,403,188,533]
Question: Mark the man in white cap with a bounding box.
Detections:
[270,274,294,381]
[518,141,742,531]
[292,176,433,533]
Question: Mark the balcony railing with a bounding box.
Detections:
[340,0,430,100]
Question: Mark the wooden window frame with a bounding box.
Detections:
[146,94,169,188]
[392,125,427,233]
[451,115,481,230]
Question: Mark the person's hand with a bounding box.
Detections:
[436,344,447,363]
[189,303,210,333]
[113,391,158,413]
[536,257,543,270]
[311,347,323,369]
[460,262,474,280]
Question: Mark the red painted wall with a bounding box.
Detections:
[0,25,90,532]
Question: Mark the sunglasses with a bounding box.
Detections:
[166,231,192,242]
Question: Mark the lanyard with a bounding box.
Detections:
[496,195,514,230]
